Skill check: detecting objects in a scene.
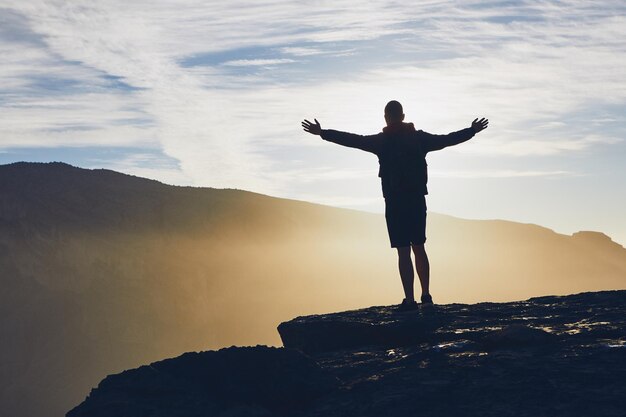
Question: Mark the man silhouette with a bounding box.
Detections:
[302,101,488,311]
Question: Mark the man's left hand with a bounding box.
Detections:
[471,117,489,133]
[302,119,322,135]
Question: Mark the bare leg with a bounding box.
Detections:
[412,244,430,297]
[396,246,414,302]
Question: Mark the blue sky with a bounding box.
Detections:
[1,0,625,245]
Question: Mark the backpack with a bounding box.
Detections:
[377,129,428,198]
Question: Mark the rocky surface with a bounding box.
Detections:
[67,346,339,417]
[69,290,626,416]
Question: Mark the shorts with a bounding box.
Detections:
[384,194,427,248]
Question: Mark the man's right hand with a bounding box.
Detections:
[471,117,489,133]
[302,119,322,135]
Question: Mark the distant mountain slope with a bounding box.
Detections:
[1,162,625,417]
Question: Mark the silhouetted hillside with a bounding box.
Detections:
[0,162,625,417]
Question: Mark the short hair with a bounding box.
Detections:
[384,100,403,118]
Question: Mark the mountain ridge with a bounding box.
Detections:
[1,161,625,417]
[3,161,622,245]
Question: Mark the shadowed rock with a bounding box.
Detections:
[67,290,626,417]
[278,290,626,417]
[481,324,557,349]
[67,346,339,417]
[278,290,625,355]
[278,307,442,353]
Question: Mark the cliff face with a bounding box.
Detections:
[69,290,626,417]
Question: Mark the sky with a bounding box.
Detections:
[1,0,625,245]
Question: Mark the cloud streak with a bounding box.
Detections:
[1,0,625,196]
[222,58,296,67]
[430,169,573,179]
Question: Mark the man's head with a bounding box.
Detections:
[384,100,404,126]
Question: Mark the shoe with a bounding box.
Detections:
[396,298,419,312]
[420,293,434,305]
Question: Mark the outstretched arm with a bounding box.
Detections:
[302,118,380,153]
[422,117,489,152]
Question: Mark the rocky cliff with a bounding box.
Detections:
[68,290,626,417]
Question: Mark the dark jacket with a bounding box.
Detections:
[320,122,475,198]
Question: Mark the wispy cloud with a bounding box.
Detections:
[278,167,373,182]
[1,0,625,194]
[222,58,296,67]
[430,169,573,179]
[464,135,623,157]
[279,46,324,56]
